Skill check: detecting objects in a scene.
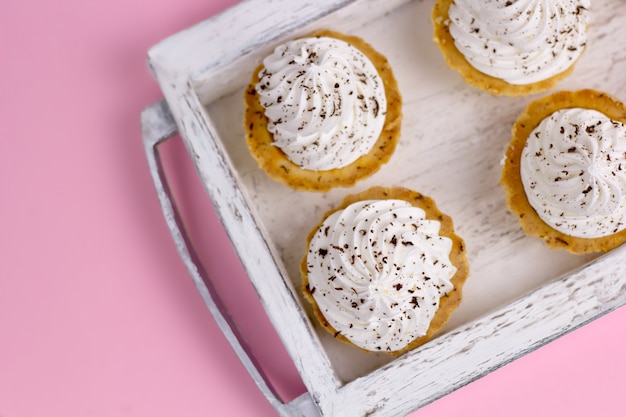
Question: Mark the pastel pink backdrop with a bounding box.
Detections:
[1,0,625,416]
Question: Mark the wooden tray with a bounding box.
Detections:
[141,1,626,416]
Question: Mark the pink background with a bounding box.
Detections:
[2,0,625,416]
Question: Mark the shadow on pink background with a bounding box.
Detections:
[1,0,625,416]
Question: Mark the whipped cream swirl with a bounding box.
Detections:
[257,37,387,170]
[306,200,456,352]
[448,0,589,85]
[521,108,626,238]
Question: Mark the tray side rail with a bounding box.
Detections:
[141,100,321,417]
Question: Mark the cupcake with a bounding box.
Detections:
[501,89,626,253]
[432,0,590,96]
[301,186,469,355]
[244,30,402,192]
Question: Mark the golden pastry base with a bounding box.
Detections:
[301,186,470,356]
[501,89,626,253]
[431,0,580,97]
[244,30,402,192]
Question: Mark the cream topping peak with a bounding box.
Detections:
[521,108,626,238]
[448,0,590,85]
[306,200,456,352]
[257,36,386,170]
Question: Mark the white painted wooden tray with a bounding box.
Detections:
[141,1,626,416]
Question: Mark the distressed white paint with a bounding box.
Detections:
[144,1,626,416]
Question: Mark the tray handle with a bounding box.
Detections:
[140,101,320,417]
